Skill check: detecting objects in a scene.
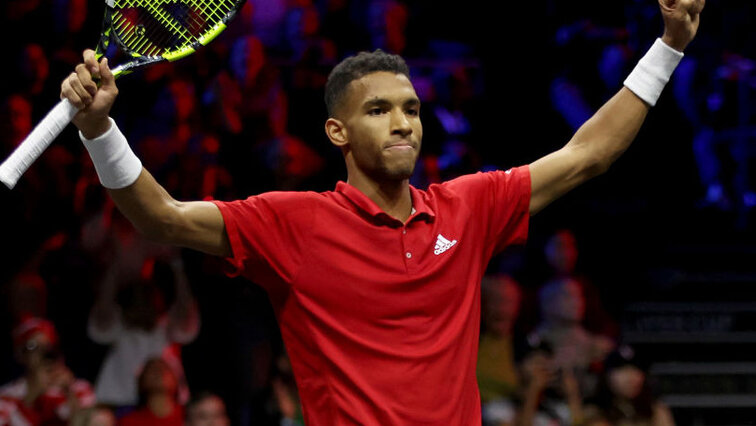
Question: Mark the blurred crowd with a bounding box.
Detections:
[2,0,756,425]
[477,229,673,425]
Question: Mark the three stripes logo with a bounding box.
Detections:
[434,234,457,255]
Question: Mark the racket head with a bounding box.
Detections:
[96,0,246,78]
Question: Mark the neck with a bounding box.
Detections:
[346,172,412,222]
[147,393,175,417]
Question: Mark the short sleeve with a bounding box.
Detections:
[211,192,315,290]
[444,166,531,254]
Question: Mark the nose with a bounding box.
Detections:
[390,109,412,137]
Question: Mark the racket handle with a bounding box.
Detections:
[0,99,79,189]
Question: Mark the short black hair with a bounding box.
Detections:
[324,49,410,117]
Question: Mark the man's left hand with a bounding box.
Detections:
[659,0,705,51]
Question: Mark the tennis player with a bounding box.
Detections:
[60,1,704,424]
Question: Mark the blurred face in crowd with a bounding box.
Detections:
[483,276,522,336]
[139,358,178,396]
[540,278,585,324]
[6,95,32,142]
[330,71,422,183]
[368,1,408,54]
[608,364,645,400]
[17,331,58,370]
[186,395,230,426]
[168,80,196,121]
[545,230,578,275]
[67,0,87,32]
[21,44,50,92]
[87,408,116,426]
[231,36,265,87]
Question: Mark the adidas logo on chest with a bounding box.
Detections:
[434,234,457,255]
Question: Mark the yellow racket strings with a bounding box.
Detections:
[111,0,236,57]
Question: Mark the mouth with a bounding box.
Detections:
[384,140,416,151]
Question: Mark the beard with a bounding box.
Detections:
[365,151,418,182]
[375,159,416,181]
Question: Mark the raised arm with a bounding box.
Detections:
[165,256,200,343]
[528,0,705,215]
[61,50,231,257]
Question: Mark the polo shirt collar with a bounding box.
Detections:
[335,181,435,226]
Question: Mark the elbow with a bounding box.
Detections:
[582,142,618,179]
[134,219,171,243]
[571,146,612,181]
[134,202,185,245]
[567,135,624,180]
[589,156,612,178]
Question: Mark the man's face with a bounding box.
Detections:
[17,331,56,369]
[338,71,422,182]
[187,396,230,426]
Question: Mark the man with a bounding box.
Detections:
[60,1,704,424]
[0,317,96,426]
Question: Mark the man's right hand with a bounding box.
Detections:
[60,50,119,139]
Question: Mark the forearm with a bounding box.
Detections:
[167,258,198,325]
[91,264,120,326]
[66,52,229,256]
[516,386,541,426]
[108,171,230,255]
[567,391,584,425]
[566,87,649,174]
[107,168,182,243]
[529,37,687,215]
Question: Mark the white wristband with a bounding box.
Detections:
[623,38,684,107]
[80,118,142,189]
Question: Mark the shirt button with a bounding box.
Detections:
[402,229,407,235]
[406,252,412,259]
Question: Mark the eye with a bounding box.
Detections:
[368,108,383,116]
[406,108,419,116]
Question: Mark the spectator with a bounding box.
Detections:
[117,357,183,426]
[185,392,229,426]
[366,0,409,54]
[70,405,116,426]
[0,317,95,425]
[543,229,618,339]
[584,345,675,426]
[514,336,584,426]
[1,94,33,151]
[477,275,522,426]
[88,254,199,408]
[271,354,303,426]
[18,44,51,98]
[528,277,614,398]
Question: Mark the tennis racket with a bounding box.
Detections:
[0,0,245,189]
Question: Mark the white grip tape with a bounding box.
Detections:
[80,118,142,189]
[623,38,684,107]
[0,98,79,189]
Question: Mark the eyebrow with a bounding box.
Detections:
[362,97,421,110]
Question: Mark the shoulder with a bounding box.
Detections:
[216,190,332,212]
[426,166,530,204]
[438,166,529,193]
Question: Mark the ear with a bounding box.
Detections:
[325,118,348,148]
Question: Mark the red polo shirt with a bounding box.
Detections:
[212,166,530,425]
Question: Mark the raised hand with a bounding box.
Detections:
[60,50,119,139]
[659,0,705,51]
